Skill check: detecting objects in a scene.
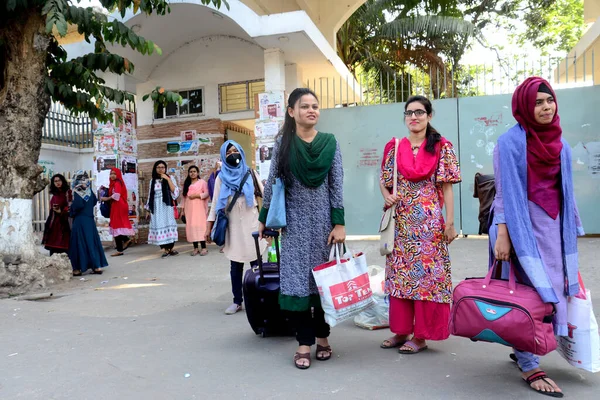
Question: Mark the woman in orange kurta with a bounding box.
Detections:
[101,168,135,256]
[181,165,209,256]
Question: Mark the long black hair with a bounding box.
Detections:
[49,174,69,195]
[405,95,441,154]
[183,165,200,197]
[276,88,319,186]
[148,160,173,214]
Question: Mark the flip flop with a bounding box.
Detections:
[398,340,428,355]
[380,337,407,349]
[523,371,564,398]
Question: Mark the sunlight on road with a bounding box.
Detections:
[95,283,164,290]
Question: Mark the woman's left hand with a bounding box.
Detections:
[328,225,346,245]
[444,223,458,244]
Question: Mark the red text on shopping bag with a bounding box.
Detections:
[329,272,372,310]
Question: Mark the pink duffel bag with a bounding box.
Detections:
[449,261,557,356]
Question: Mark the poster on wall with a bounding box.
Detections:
[95,135,117,154]
[179,140,199,154]
[181,130,196,141]
[255,120,280,141]
[197,155,220,180]
[118,131,137,155]
[167,142,180,154]
[94,155,117,175]
[120,156,138,174]
[255,142,275,182]
[257,92,285,120]
[38,160,55,177]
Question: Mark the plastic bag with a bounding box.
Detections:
[354,265,389,330]
[312,245,374,327]
[556,274,600,373]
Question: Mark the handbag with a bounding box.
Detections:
[556,273,600,372]
[312,244,374,327]
[173,200,179,220]
[449,260,557,356]
[266,177,286,229]
[98,187,111,219]
[379,138,398,256]
[211,170,251,246]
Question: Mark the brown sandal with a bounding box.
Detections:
[293,352,311,369]
[316,345,332,361]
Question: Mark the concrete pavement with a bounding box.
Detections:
[1,237,599,399]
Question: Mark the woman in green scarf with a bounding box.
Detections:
[259,88,345,370]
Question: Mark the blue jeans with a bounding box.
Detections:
[514,349,540,372]
[230,260,257,305]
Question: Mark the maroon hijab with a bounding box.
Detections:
[512,77,563,219]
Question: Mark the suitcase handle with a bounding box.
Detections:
[252,230,279,239]
[252,230,280,285]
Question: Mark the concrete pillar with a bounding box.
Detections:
[285,63,303,93]
[264,48,286,92]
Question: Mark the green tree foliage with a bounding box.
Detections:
[516,0,585,54]
[1,0,228,121]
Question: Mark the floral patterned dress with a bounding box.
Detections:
[380,140,461,304]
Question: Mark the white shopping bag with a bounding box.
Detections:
[354,265,389,330]
[312,244,374,327]
[556,275,600,373]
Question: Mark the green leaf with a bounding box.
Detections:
[6,0,17,11]
[47,79,55,95]
[147,40,154,55]
[142,94,150,101]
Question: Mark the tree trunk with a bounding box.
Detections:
[0,9,51,260]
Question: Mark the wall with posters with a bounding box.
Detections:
[254,92,285,185]
[93,109,139,243]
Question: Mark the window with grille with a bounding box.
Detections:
[219,79,265,113]
[154,88,204,119]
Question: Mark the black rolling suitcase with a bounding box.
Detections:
[242,230,294,337]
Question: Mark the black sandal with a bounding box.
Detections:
[72,270,82,277]
[92,269,104,275]
[316,345,332,361]
[523,371,564,398]
[293,352,311,369]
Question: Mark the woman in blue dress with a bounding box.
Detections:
[68,171,108,276]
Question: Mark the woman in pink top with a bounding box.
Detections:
[181,165,210,256]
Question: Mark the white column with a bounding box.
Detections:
[285,63,303,93]
[264,48,286,92]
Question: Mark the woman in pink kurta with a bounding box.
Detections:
[181,166,209,256]
[379,96,461,355]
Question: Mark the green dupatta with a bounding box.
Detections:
[289,132,337,188]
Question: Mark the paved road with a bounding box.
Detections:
[1,237,599,399]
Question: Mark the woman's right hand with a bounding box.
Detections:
[258,221,266,240]
[495,230,512,261]
[383,194,399,209]
[205,229,212,244]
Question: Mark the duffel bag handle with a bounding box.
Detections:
[484,260,517,292]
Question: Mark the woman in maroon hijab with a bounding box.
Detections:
[490,77,584,398]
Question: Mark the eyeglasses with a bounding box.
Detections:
[404,110,427,117]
